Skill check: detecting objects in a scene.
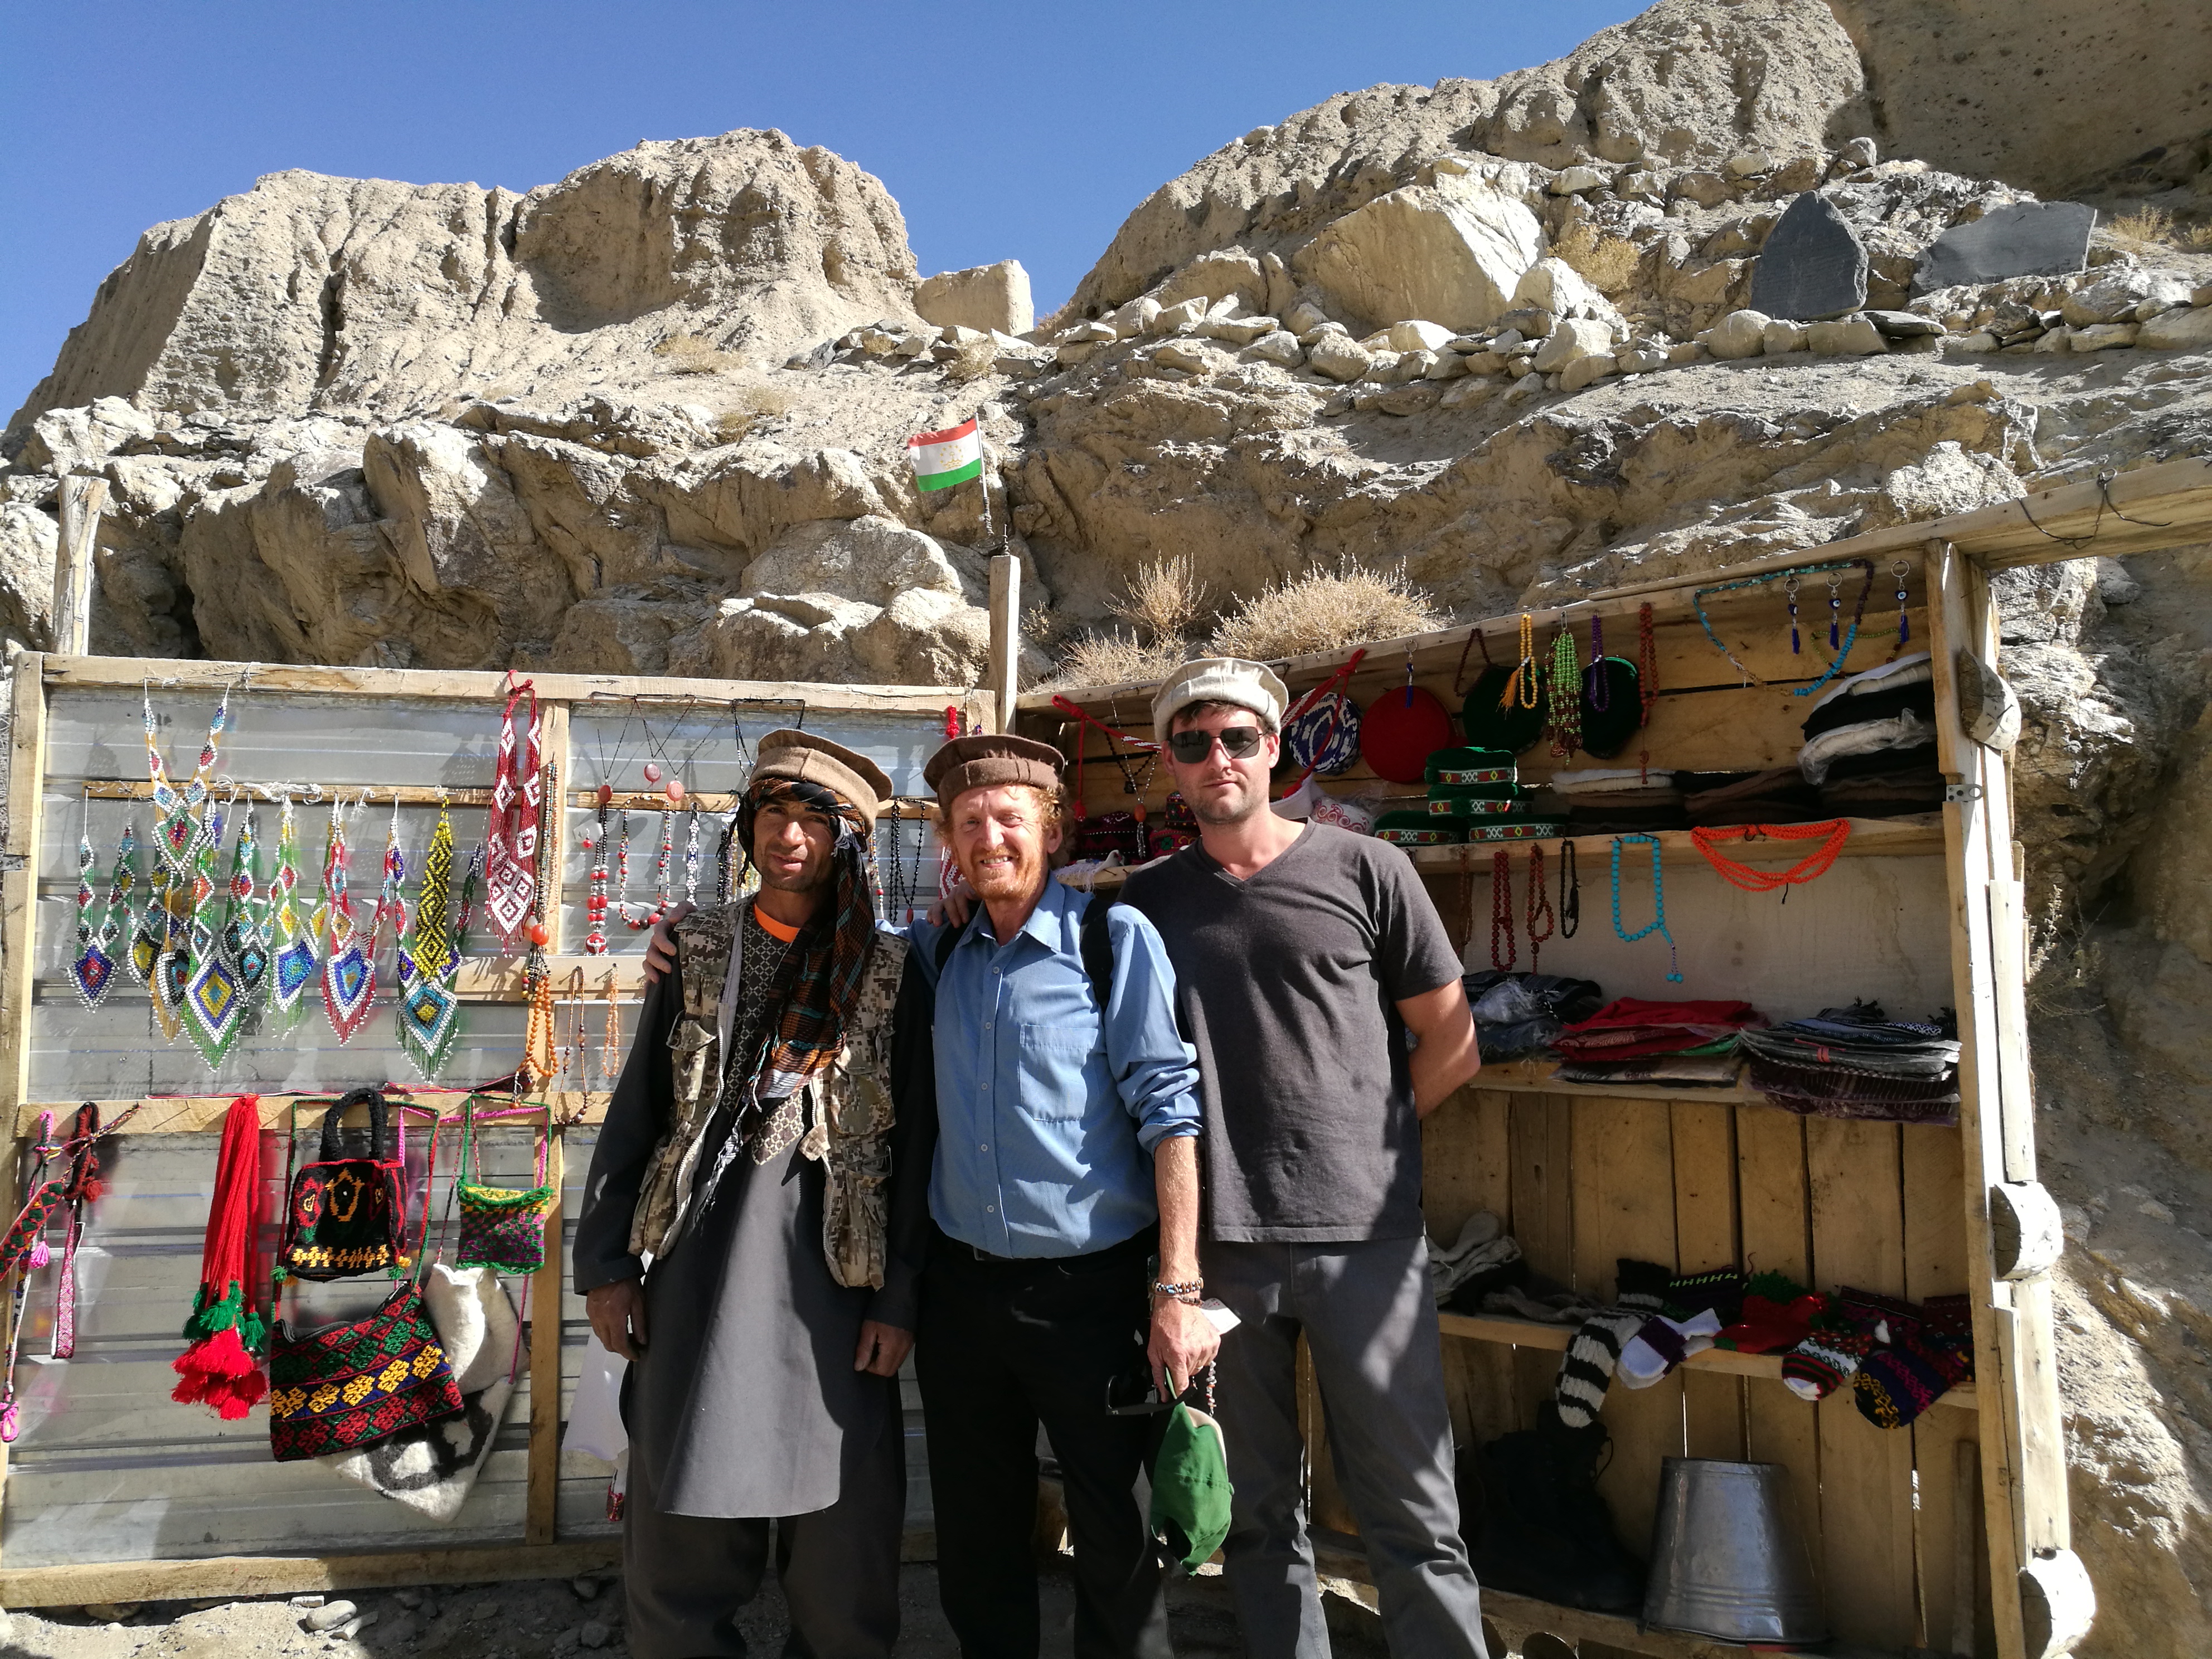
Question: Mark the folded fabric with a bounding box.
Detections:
[1801,679,1938,743]
[1742,1002,1961,1123]
[1554,997,1763,1060]
[1804,651,1933,718]
[1428,1211,1527,1303]
[1799,711,1937,784]
[1550,767,1677,794]
[1481,1284,1602,1325]
[1821,743,1939,784]
[1425,748,1518,786]
[1552,1055,1743,1087]
[1464,972,1606,1059]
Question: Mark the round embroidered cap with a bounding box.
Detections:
[751,730,893,826]
[1152,657,1289,745]
[925,733,1066,817]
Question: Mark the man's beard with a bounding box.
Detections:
[1189,774,1264,826]
[755,845,833,894]
[964,845,1045,902]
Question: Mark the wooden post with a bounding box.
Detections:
[987,553,1021,735]
[526,1125,566,1546]
[50,478,108,655]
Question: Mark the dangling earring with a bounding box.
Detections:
[1785,574,1802,656]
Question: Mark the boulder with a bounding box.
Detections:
[741,515,974,608]
[1762,318,1810,353]
[1531,318,1615,374]
[1055,320,1117,345]
[2070,323,2140,352]
[1559,354,1613,392]
[1240,330,1304,366]
[1304,333,1375,383]
[2139,305,2212,351]
[2061,271,2192,327]
[1110,297,1162,338]
[914,260,1035,337]
[1550,166,1608,195]
[1747,193,1868,320]
[1702,308,1772,359]
[1807,315,1888,355]
[1385,320,1457,352]
[1153,339,1231,375]
[1725,151,1774,178]
[13,396,155,474]
[1833,136,1878,172]
[1864,309,1944,338]
[1200,314,1281,346]
[1615,346,1670,373]
[1157,252,1268,314]
[1372,382,1444,416]
[1912,202,2094,295]
[1152,298,1209,334]
[1511,259,1619,326]
[1671,171,1731,208]
[1295,174,1544,334]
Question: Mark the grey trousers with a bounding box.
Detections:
[623,1407,906,1659]
[1207,1235,1490,1659]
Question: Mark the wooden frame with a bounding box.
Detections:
[1018,464,2212,1658]
[0,654,989,1605]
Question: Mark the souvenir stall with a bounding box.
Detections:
[0,654,984,1607]
[1025,459,2212,1659]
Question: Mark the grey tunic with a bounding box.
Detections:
[574,910,938,1519]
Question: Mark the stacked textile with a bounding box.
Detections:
[1739,1001,1961,1124]
[1462,970,1605,1060]
[1675,768,1826,827]
[1426,1210,1530,1308]
[1551,997,1762,1086]
[1798,653,1937,788]
[1547,768,1686,836]
[1817,746,1944,818]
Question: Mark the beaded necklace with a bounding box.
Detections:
[397,802,463,1079]
[1558,838,1580,938]
[267,794,318,1025]
[1546,625,1584,758]
[624,811,675,929]
[1690,821,1851,894]
[1489,850,1516,972]
[1690,559,1875,697]
[1610,834,1683,982]
[220,797,271,1002]
[1636,604,1658,727]
[682,807,703,903]
[180,794,252,1070]
[1501,613,1541,710]
[318,796,377,1044]
[483,680,543,948]
[583,804,612,955]
[69,807,135,1009]
[601,969,623,1089]
[1526,844,1555,973]
[1585,615,1609,711]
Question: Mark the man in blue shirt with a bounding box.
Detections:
[910,732,1216,1659]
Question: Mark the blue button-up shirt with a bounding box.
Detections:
[910,880,1201,1258]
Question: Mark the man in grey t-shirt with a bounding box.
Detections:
[1119,657,1488,1659]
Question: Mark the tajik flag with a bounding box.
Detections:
[907,416,983,492]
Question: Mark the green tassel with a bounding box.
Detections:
[239,1307,268,1357]
[178,1282,257,1343]
[1746,1269,1808,1303]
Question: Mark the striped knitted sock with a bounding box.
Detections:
[1552,1307,1648,1428]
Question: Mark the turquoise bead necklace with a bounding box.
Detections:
[1691,557,1876,697]
[1611,834,1682,982]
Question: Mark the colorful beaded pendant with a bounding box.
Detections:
[182,802,253,1069]
[317,798,376,1044]
[69,817,137,1009]
[483,682,542,948]
[220,799,271,1001]
[397,804,463,1079]
[267,795,318,1023]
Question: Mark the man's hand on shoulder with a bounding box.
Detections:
[926,881,976,930]
[639,901,697,984]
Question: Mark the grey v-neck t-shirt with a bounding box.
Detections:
[1120,822,1462,1243]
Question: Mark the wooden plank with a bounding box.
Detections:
[526,1126,566,1546]
[76,779,941,816]
[12,1092,613,1138]
[0,1540,625,1608]
[987,552,1021,735]
[1735,1104,1824,1602]
[50,479,108,657]
[1406,817,1946,876]
[1806,1115,1918,1652]
[1508,1093,1575,1424]
[0,643,36,1564]
[1570,1096,1681,1555]
[39,653,980,717]
[1672,1101,1745,1462]
[1907,1119,1978,1653]
[1426,1088,1518,1447]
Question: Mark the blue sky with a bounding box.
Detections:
[1,2,1643,418]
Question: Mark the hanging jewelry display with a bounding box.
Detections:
[583,809,612,955]
[268,793,318,1025]
[681,807,703,903]
[316,795,376,1044]
[1690,558,1875,697]
[1690,821,1851,894]
[1490,850,1516,972]
[397,801,463,1079]
[1611,834,1684,983]
[1893,560,1912,644]
[624,811,675,930]
[1526,844,1555,973]
[1546,625,1584,758]
[1636,604,1658,728]
[1785,574,1803,655]
[716,814,738,904]
[1502,613,1541,710]
[1559,838,1580,939]
[520,818,558,1088]
[69,805,136,1008]
[142,685,231,1040]
[179,792,245,1070]
[220,798,271,1005]
[483,678,544,949]
[600,968,623,1089]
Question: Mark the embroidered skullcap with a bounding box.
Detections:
[1152,657,1289,745]
[1283,690,1362,776]
[925,734,1066,818]
[749,730,892,827]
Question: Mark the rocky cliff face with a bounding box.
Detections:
[6,2,2212,1648]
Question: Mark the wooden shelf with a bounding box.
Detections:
[1466,1057,1760,1106]
[1404,814,1944,873]
[1437,1309,1976,1410]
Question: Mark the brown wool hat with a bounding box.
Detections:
[750,729,893,826]
[924,733,1066,817]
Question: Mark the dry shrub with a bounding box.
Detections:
[714,385,797,443]
[1108,554,1211,645]
[2183,221,2212,252]
[1049,629,1187,688]
[1554,222,1642,297]
[943,333,997,384]
[1207,560,1442,661]
[654,334,745,376]
[2100,206,2207,253]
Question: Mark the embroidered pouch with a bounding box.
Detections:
[279,1088,407,1282]
[454,1097,554,1273]
[266,1280,463,1461]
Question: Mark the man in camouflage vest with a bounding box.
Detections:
[575,730,934,1659]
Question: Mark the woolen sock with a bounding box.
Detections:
[1663,1268,1747,1326]
[1851,1341,1951,1427]
[1838,1286,1919,1347]
[1618,1307,1724,1389]
[1552,1306,1648,1429]
[1614,1258,1671,1313]
[1781,1312,1875,1401]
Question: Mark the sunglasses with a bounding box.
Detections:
[1167,726,1266,764]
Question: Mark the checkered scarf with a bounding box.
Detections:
[739,778,877,1098]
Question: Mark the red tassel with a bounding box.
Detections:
[174,1098,269,1418]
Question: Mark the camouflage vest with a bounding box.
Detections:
[627,903,908,1290]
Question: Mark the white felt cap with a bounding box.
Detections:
[1152,657,1290,744]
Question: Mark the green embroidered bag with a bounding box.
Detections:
[454,1095,555,1273]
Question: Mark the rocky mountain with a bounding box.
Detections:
[4,1,2212,1648]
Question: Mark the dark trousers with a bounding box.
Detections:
[623,1404,906,1659]
[916,1228,1170,1659]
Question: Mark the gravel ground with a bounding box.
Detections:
[0,1561,1391,1658]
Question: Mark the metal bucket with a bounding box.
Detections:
[1642,1457,1828,1643]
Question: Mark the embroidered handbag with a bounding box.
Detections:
[266,1280,464,1461]
[278,1088,408,1282]
[454,1097,555,1273]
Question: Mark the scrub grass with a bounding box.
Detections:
[1206,560,1442,661]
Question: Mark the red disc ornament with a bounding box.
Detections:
[642,761,662,784]
[1359,685,1454,784]
[595,782,614,808]
[664,778,686,804]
